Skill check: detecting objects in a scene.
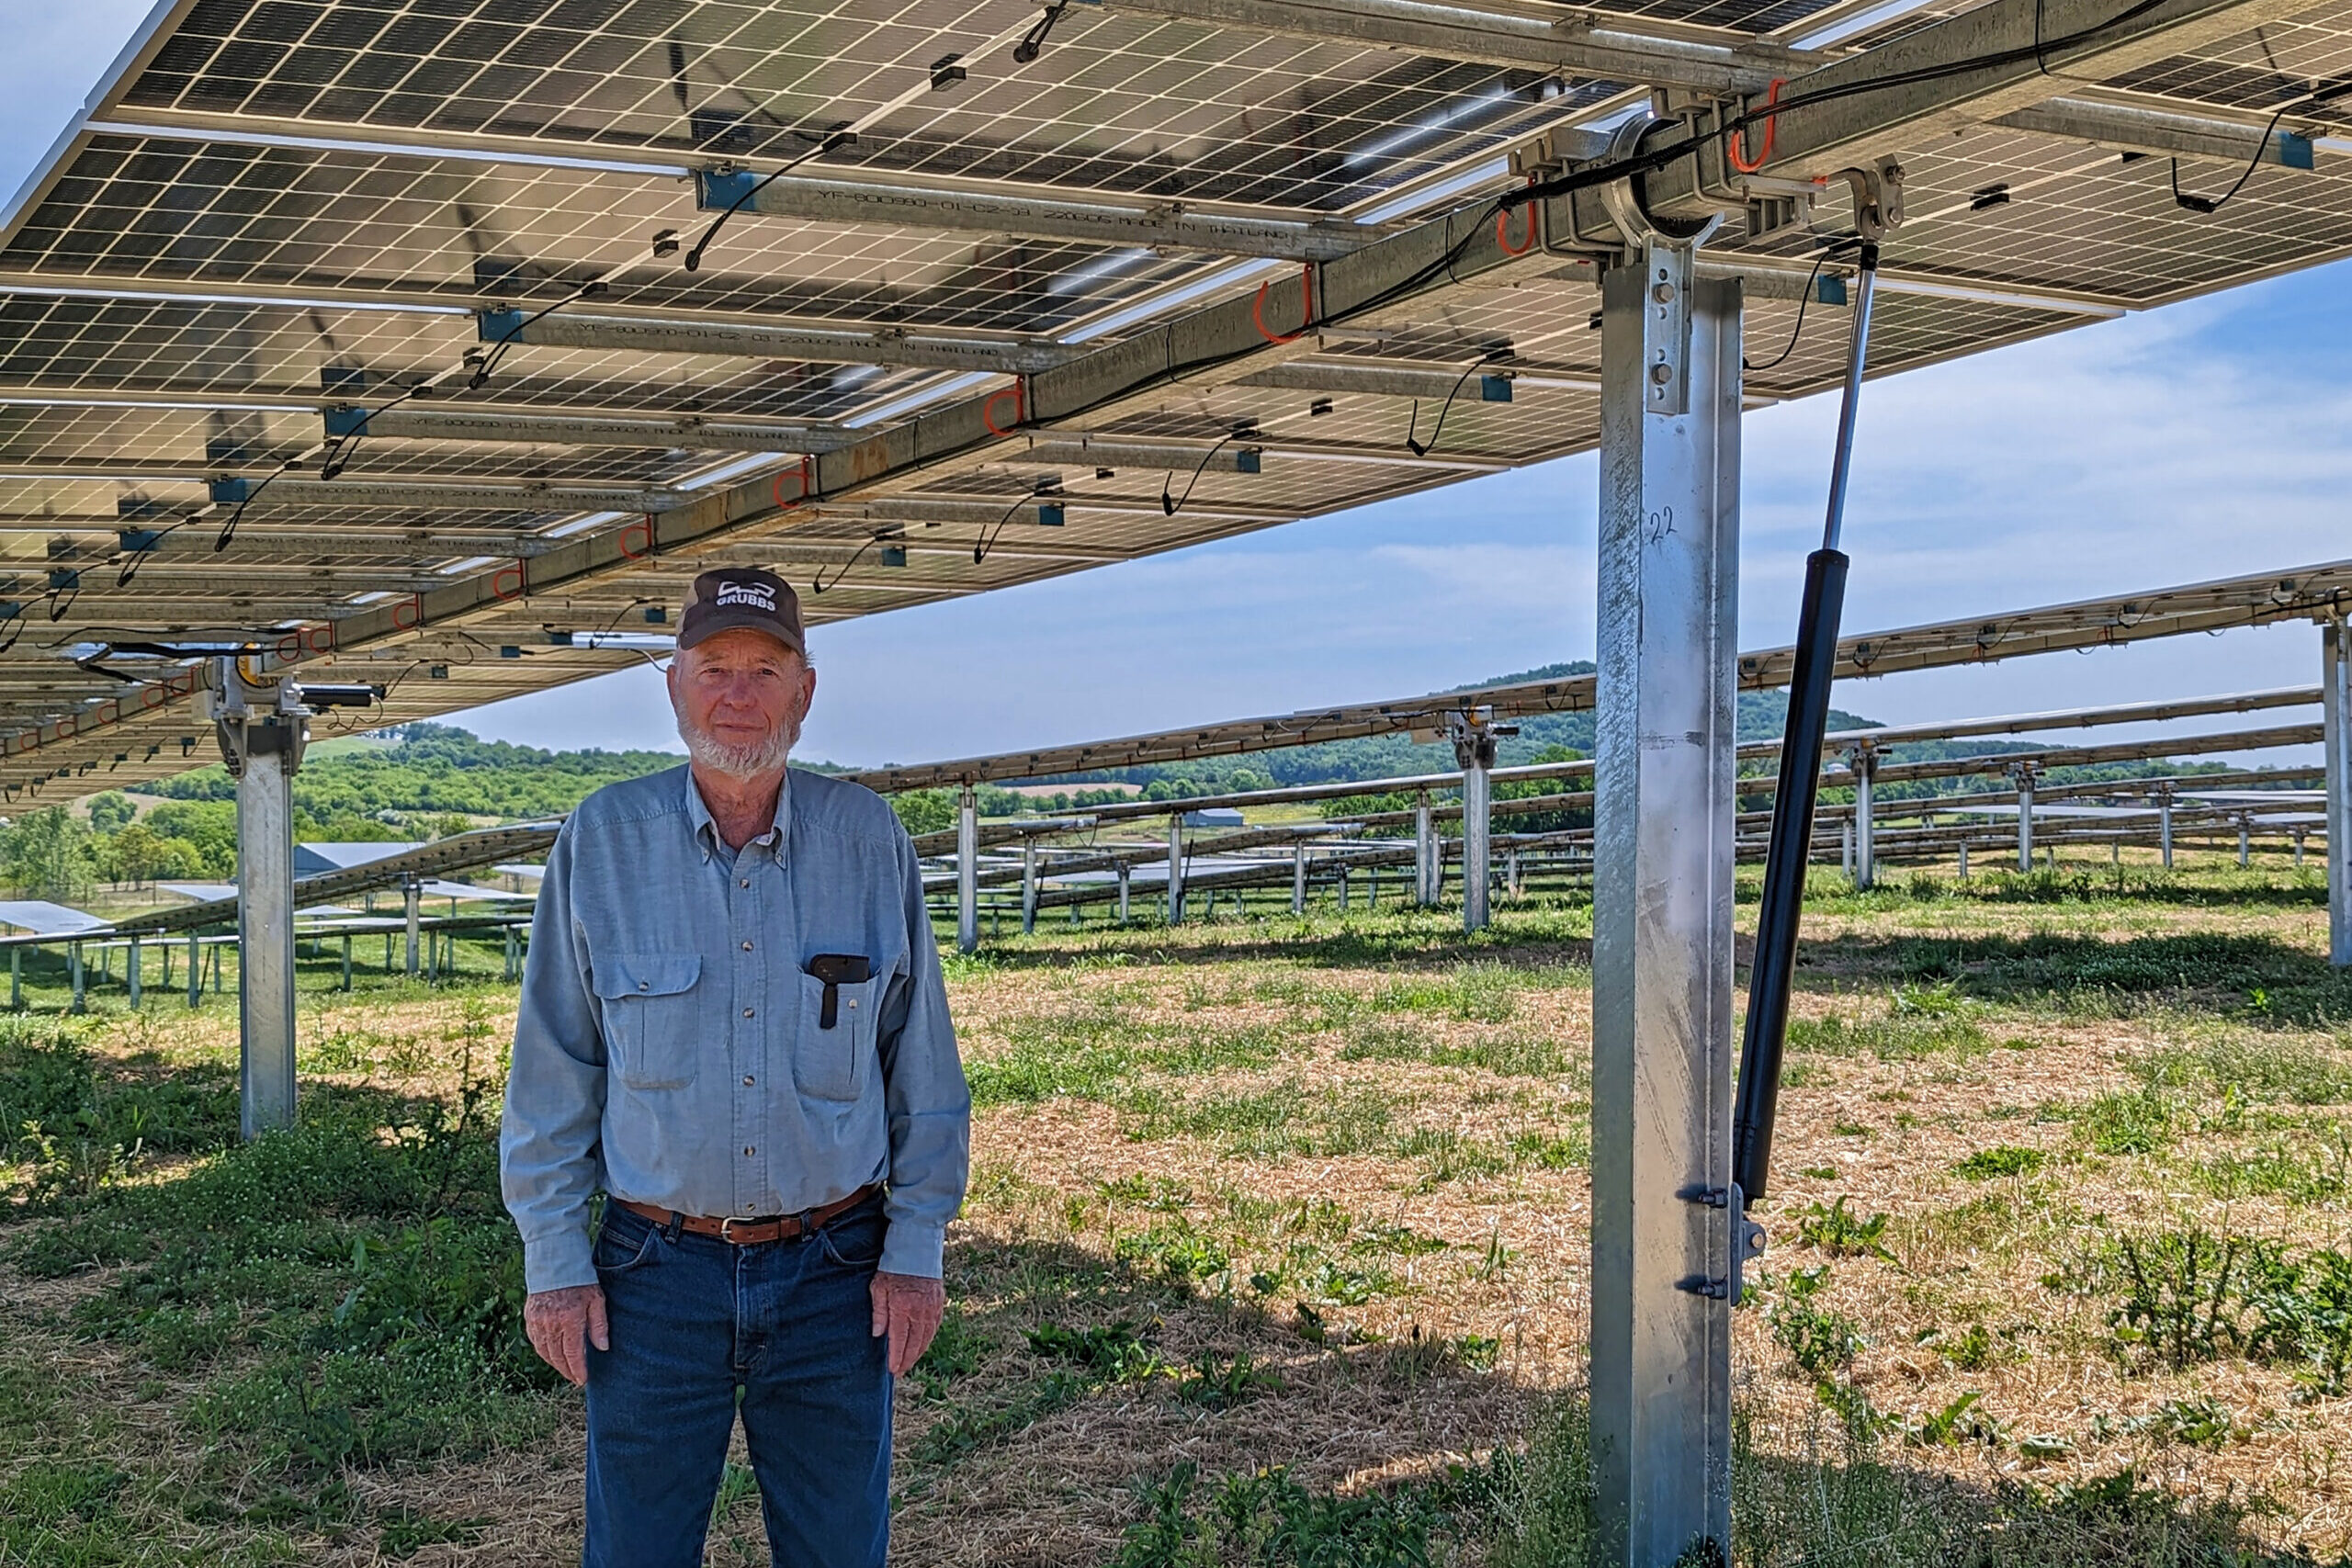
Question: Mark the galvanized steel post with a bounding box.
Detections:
[1453,711,1501,932]
[1292,844,1307,914]
[236,728,299,1137]
[1414,791,1435,905]
[2239,816,2252,868]
[69,941,85,1014]
[187,929,200,1008]
[2159,782,2175,870]
[1850,745,1877,891]
[2325,619,2352,964]
[2014,763,2037,873]
[127,940,141,1010]
[1021,840,1038,934]
[404,880,422,976]
[1117,861,1132,923]
[956,784,979,953]
[1590,248,1739,1567]
[1166,815,1185,925]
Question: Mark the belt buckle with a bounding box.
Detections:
[718,1215,754,1244]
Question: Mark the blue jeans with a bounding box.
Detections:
[582,1196,892,1568]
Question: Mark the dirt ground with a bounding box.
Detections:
[5,855,2350,1564]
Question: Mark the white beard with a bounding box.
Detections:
[677,708,798,779]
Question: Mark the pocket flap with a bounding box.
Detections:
[594,952,702,999]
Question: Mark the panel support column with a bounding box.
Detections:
[1590,247,1739,1568]
[1166,816,1185,925]
[1117,861,1132,923]
[2325,619,2352,964]
[1414,791,1436,906]
[235,729,298,1135]
[2013,763,2037,873]
[201,658,339,1141]
[1021,841,1038,934]
[1453,710,1505,932]
[1292,844,1307,914]
[127,940,141,1010]
[956,784,979,953]
[404,881,423,976]
[2159,782,2176,871]
[1850,745,1877,891]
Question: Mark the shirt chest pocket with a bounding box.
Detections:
[594,953,704,1089]
[794,969,880,1102]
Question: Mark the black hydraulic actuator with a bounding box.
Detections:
[1731,241,1880,1210]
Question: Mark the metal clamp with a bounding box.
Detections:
[1596,115,1725,254]
[1675,1182,1768,1304]
[201,659,381,779]
[1444,706,1516,772]
[1835,157,1906,242]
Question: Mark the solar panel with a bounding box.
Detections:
[0,0,2344,791]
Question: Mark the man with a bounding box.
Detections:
[501,566,970,1568]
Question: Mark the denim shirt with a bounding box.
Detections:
[499,764,970,1292]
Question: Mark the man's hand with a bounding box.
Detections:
[869,1270,945,1377]
[524,1283,609,1387]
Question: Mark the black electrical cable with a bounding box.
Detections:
[683,130,854,274]
[317,423,367,482]
[1012,2,1069,64]
[811,534,883,594]
[2168,81,2352,215]
[213,458,300,554]
[1743,238,1863,373]
[1160,426,1251,516]
[972,491,1033,566]
[1405,351,1508,457]
[115,520,189,588]
[469,277,609,389]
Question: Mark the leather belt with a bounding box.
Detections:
[616,1183,881,1246]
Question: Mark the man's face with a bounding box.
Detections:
[667,627,815,778]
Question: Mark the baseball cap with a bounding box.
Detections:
[677,567,806,657]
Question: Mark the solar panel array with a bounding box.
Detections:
[0,0,2346,794]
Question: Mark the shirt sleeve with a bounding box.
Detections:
[499,821,608,1293]
[872,821,971,1279]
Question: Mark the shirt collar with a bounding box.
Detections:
[684,765,792,864]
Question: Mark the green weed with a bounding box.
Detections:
[1026,1319,1165,1382]
[1952,1145,2046,1180]
[2105,1228,2249,1370]
[2075,1087,2176,1156]
[1170,1350,1283,1411]
[1796,1196,1893,1259]
[1769,1268,1865,1378]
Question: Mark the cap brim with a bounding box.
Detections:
[677,609,805,654]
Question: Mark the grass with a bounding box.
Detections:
[9,860,2352,1562]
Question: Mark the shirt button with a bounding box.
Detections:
[743,1145,755,1156]
[637,981,649,990]
[742,1007,754,1019]
[740,878,750,888]
[742,1074,754,1087]
[741,940,753,951]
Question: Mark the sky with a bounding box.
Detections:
[8,5,2348,773]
